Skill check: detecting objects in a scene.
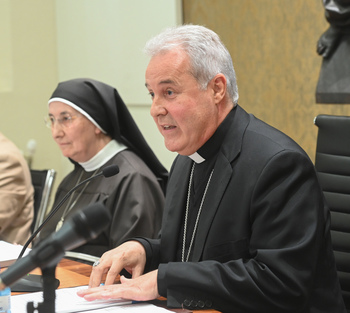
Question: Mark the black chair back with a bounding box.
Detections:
[30,169,56,233]
[314,114,350,311]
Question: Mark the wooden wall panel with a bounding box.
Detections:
[183,0,350,162]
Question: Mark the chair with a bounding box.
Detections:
[314,114,350,311]
[30,169,56,233]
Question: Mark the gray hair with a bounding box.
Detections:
[144,24,239,104]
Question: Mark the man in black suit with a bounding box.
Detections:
[78,25,346,313]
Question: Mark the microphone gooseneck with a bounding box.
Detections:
[17,164,119,259]
[0,203,111,290]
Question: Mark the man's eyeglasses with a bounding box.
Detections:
[44,113,79,129]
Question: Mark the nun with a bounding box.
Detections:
[39,78,168,257]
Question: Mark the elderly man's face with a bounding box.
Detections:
[146,50,221,156]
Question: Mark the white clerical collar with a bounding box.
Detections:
[79,140,127,172]
[188,152,206,164]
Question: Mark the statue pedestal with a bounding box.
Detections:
[316,34,350,104]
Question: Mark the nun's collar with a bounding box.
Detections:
[79,139,127,171]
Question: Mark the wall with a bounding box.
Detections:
[0,0,60,173]
[3,0,344,200]
[0,0,182,198]
[54,0,182,179]
[183,0,350,161]
[53,0,182,180]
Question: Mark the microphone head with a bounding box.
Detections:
[71,203,111,242]
[102,164,119,177]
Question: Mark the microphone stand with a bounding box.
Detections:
[23,201,112,312]
[8,165,119,293]
[0,202,111,313]
[26,265,58,313]
[18,172,104,259]
[11,172,105,292]
[25,240,66,312]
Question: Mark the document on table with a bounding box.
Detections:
[72,303,174,312]
[0,241,30,267]
[11,285,173,313]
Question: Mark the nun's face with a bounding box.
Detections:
[48,101,103,162]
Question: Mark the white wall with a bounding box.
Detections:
[0,0,59,179]
[0,1,13,93]
[55,0,182,176]
[0,0,181,203]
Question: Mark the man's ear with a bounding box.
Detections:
[212,73,227,103]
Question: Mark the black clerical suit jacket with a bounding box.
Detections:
[140,105,346,313]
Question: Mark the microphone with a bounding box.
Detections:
[8,164,119,292]
[0,202,111,290]
[18,164,119,259]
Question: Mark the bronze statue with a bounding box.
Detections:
[316,0,350,103]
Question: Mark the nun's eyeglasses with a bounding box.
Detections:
[44,113,79,129]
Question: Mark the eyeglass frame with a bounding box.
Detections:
[44,112,80,129]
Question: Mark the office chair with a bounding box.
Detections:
[314,114,350,311]
[30,169,56,233]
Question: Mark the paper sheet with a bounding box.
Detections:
[0,241,30,268]
[11,285,173,313]
[74,303,174,312]
[11,285,128,313]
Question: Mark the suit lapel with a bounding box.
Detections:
[160,106,251,262]
[160,157,192,262]
[191,106,250,261]
[191,154,232,261]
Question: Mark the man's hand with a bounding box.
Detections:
[89,241,147,288]
[78,270,160,302]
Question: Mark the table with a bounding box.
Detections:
[6,258,220,313]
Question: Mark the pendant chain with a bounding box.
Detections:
[182,163,214,262]
[55,167,100,232]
